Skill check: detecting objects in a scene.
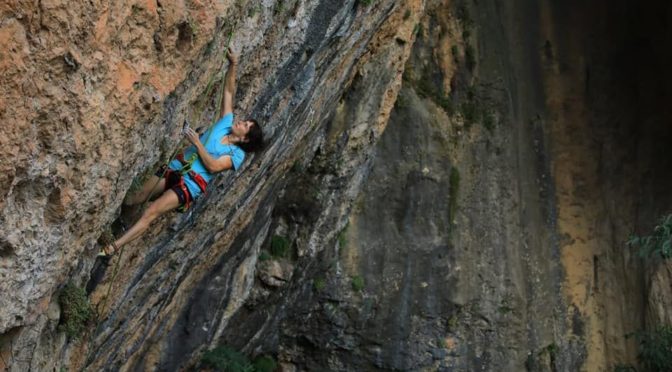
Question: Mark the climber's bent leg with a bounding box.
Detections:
[123,176,166,206]
[107,189,181,252]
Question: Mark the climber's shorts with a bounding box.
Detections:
[155,165,192,207]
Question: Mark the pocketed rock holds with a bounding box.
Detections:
[258,260,294,288]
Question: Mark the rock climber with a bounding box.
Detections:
[99,48,263,257]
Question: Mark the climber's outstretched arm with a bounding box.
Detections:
[221,48,238,118]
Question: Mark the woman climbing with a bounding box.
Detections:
[99,48,263,256]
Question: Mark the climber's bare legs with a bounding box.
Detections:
[123,176,166,206]
[102,189,181,255]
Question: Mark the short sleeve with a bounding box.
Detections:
[231,147,245,170]
[212,113,234,137]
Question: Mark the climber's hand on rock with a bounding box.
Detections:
[226,47,238,65]
[184,127,200,146]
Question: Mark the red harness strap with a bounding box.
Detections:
[174,153,208,211]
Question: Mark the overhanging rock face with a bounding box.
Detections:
[0,0,422,370]
[3,0,672,371]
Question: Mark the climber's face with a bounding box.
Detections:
[233,119,254,142]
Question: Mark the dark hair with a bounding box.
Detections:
[238,118,264,153]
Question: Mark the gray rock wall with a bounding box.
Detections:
[2,0,672,371]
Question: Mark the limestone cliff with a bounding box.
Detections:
[1,0,422,370]
[1,0,672,371]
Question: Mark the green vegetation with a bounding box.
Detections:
[525,343,559,371]
[270,235,290,258]
[414,23,423,37]
[455,2,476,71]
[613,365,636,372]
[351,275,365,292]
[447,314,458,331]
[438,95,455,115]
[451,45,459,64]
[497,298,514,314]
[359,0,375,7]
[274,1,284,15]
[460,100,479,126]
[632,326,672,371]
[403,9,412,20]
[313,277,326,292]
[338,224,349,249]
[411,66,454,115]
[627,214,672,259]
[202,346,253,372]
[201,346,278,372]
[465,44,476,72]
[290,160,304,173]
[543,343,558,356]
[449,167,460,223]
[248,4,262,17]
[483,110,496,132]
[456,2,474,35]
[183,18,198,39]
[497,305,513,314]
[414,74,436,100]
[456,3,472,26]
[204,40,215,56]
[252,355,277,372]
[58,283,93,339]
[395,92,409,109]
[458,89,495,130]
[258,251,272,261]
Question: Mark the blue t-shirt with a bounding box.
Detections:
[169,113,245,198]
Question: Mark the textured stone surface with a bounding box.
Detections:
[258,260,293,287]
[0,0,232,334]
[225,0,672,371]
[1,0,672,371]
[1,0,421,370]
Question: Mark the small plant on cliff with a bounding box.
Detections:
[258,251,272,261]
[460,92,482,127]
[252,355,277,372]
[270,235,290,258]
[451,45,460,64]
[465,44,477,71]
[58,282,93,339]
[273,0,285,15]
[613,365,636,372]
[414,23,423,37]
[483,110,496,132]
[627,213,672,259]
[359,0,375,6]
[351,275,365,292]
[629,326,672,371]
[456,3,472,25]
[201,346,254,372]
[248,4,262,18]
[338,223,349,249]
[313,277,326,292]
